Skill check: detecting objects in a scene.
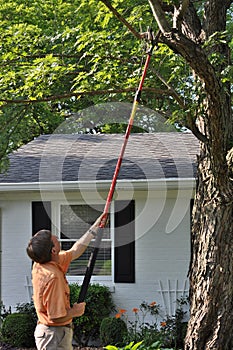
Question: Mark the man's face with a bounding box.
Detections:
[51,235,61,254]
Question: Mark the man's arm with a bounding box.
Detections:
[51,302,86,324]
[68,213,107,261]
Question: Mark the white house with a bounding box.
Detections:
[0,132,199,320]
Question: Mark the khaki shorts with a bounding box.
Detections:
[34,323,73,350]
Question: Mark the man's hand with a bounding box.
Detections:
[72,302,86,317]
[90,212,109,232]
[51,302,86,324]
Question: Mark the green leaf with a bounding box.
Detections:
[104,346,118,350]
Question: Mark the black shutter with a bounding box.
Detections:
[114,200,135,283]
[32,201,51,235]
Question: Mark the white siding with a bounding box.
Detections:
[111,193,190,321]
[0,188,191,320]
[1,200,32,309]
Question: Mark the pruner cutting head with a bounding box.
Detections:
[140,27,160,54]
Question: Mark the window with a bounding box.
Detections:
[60,204,111,276]
[32,200,135,283]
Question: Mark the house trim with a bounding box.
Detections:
[0,178,196,192]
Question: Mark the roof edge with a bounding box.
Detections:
[0,178,196,192]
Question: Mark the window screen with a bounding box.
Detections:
[60,204,111,276]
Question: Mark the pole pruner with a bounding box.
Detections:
[78,28,160,303]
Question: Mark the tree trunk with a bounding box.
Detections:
[185,140,233,349]
[145,1,233,347]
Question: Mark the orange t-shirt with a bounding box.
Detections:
[32,250,73,326]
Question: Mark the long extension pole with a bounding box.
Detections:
[78,33,157,303]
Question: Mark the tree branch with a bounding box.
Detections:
[186,113,208,143]
[150,67,186,108]
[203,0,232,37]
[148,0,172,33]
[182,1,203,42]
[99,0,142,40]
[150,66,207,143]
[173,0,190,30]
[0,87,172,107]
[148,0,231,101]
[161,30,222,103]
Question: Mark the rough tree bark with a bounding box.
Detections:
[186,141,233,349]
[148,0,233,348]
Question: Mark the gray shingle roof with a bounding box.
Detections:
[0,133,199,183]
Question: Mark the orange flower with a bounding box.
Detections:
[115,313,121,318]
[160,321,166,327]
[132,307,139,313]
[119,309,127,314]
[149,301,156,307]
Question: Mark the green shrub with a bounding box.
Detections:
[122,301,161,347]
[111,299,188,349]
[1,313,36,348]
[159,297,188,349]
[15,301,37,323]
[0,302,11,326]
[100,316,128,346]
[70,283,115,346]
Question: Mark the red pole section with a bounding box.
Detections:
[78,49,154,302]
[100,53,152,225]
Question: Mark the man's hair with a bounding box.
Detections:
[26,230,54,263]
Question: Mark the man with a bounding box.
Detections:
[26,213,106,350]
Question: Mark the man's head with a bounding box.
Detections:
[26,229,54,263]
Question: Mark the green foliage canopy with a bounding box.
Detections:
[0,0,182,168]
[0,0,232,169]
